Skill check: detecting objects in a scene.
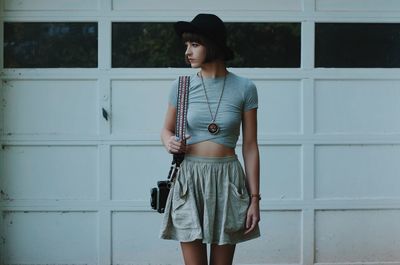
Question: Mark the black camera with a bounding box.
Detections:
[150,180,171,213]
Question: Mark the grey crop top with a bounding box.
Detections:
[168,72,258,148]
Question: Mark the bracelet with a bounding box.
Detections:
[250,194,261,201]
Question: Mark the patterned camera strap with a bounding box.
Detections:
[176,76,190,141]
[168,76,190,181]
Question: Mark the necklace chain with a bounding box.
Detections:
[200,72,227,123]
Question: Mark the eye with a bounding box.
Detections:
[191,42,200,47]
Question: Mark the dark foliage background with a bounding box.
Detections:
[112,22,301,68]
[316,23,400,68]
[4,22,98,68]
[4,22,301,68]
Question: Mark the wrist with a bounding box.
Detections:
[250,193,261,202]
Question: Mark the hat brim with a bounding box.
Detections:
[173,21,235,61]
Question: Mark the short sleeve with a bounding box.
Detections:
[168,78,179,108]
[244,80,258,111]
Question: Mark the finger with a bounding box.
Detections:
[171,135,179,143]
[246,214,251,230]
[244,221,256,235]
[168,141,178,153]
[170,137,181,147]
[167,144,174,153]
[174,142,183,151]
[245,215,258,234]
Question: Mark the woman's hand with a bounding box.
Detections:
[244,200,260,235]
[161,104,191,154]
[166,135,191,154]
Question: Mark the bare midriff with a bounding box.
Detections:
[186,140,235,157]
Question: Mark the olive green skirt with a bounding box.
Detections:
[159,154,260,245]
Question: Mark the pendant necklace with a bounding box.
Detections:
[199,72,227,135]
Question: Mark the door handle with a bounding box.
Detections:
[102,108,109,121]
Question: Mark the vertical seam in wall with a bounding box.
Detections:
[302,208,316,265]
[98,144,112,264]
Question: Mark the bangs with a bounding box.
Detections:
[181,32,226,63]
[182,32,206,44]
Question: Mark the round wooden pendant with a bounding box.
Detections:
[208,123,220,134]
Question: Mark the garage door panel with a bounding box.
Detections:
[2,211,98,264]
[236,211,301,264]
[260,145,302,200]
[111,80,170,136]
[316,0,400,12]
[255,80,302,135]
[315,209,400,263]
[112,211,181,264]
[315,144,400,199]
[0,145,98,200]
[2,80,98,136]
[2,1,400,264]
[4,0,98,11]
[112,0,301,11]
[111,145,170,200]
[315,80,400,134]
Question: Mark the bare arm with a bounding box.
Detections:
[160,104,188,154]
[241,108,261,234]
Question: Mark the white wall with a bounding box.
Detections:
[1,1,400,265]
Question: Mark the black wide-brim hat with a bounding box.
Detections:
[174,13,234,61]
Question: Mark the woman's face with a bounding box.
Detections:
[185,41,206,68]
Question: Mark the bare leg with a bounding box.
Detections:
[210,243,236,265]
[180,239,208,265]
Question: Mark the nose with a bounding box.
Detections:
[185,45,191,56]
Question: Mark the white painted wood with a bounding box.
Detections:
[1,145,98,200]
[98,77,111,136]
[315,144,400,199]
[1,0,400,264]
[316,0,400,12]
[301,21,315,69]
[110,145,170,200]
[236,211,302,264]
[3,68,400,81]
[315,210,400,263]
[261,145,302,200]
[254,80,302,135]
[112,212,182,264]
[303,0,315,12]
[110,80,172,136]
[2,211,98,264]
[98,144,112,265]
[302,208,316,265]
[112,0,302,11]
[2,80,99,135]
[314,80,400,134]
[98,209,112,265]
[3,0,99,11]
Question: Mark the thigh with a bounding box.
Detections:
[210,243,236,265]
[180,239,208,265]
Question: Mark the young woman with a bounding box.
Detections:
[159,13,261,265]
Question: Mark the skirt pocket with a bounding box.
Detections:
[224,182,250,233]
[171,178,197,229]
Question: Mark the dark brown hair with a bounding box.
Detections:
[182,32,225,64]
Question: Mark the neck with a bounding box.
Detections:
[199,60,228,78]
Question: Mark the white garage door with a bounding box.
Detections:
[1,1,400,265]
